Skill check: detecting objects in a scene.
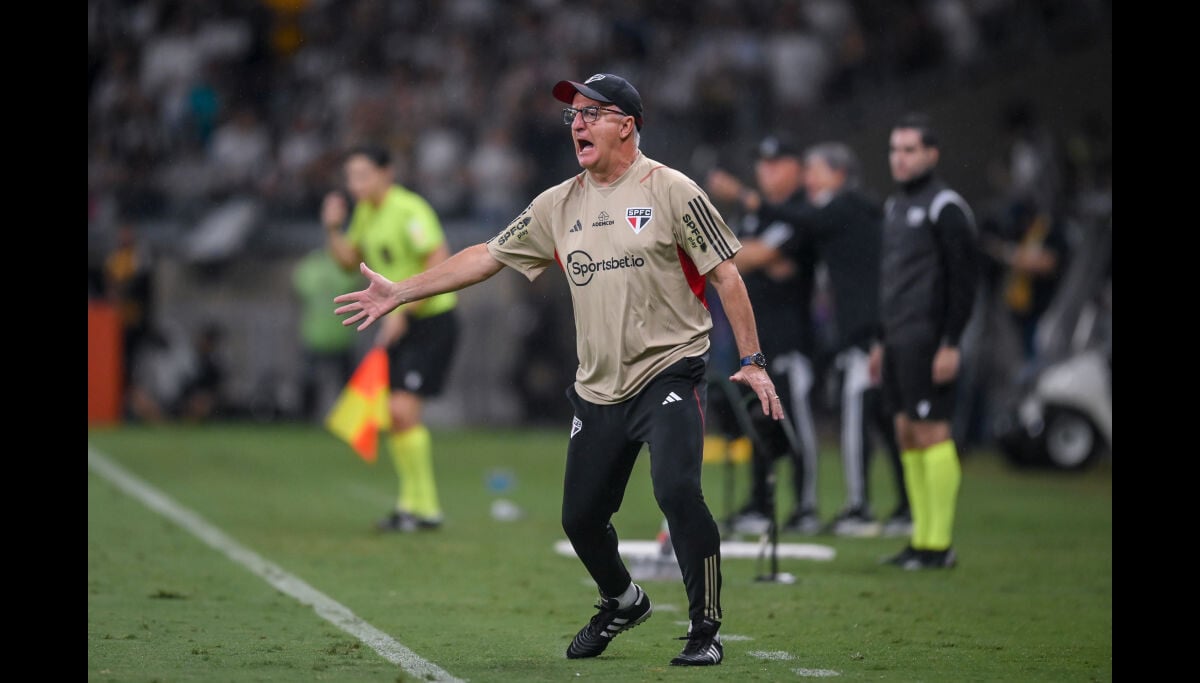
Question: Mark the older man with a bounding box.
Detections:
[334,74,783,666]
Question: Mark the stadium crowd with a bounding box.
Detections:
[88,0,1109,231]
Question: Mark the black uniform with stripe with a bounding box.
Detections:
[879,172,980,420]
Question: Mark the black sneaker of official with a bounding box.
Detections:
[412,514,443,530]
[903,547,958,571]
[565,585,652,659]
[670,618,723,666]
[880,544,919,566]
[728,507,771,535]
[375,511,443,533]
[828,507,881,537]
[782,508,822,535]
[880,509,913,538]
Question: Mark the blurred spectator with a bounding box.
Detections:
[413,124,470,219]
[268,109,336,217]
[208,105,273,197]
[179,63,223,148]
[103,221,156,393]
[924,0,983,78]
[467,125,531,227]
[990,100,1063,217]
[178,323,228,421]
[979,199,1069,364]
[981,100,1070,364]
[763,8,833,116]
[127,322,228,424]
[138,4,204,101]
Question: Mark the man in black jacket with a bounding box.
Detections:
[871,113,981,570]
[706,135,822,536]
[715,140,909,537]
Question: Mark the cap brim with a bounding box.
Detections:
[553,80,613,106]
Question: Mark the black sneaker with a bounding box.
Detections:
[827,507,881,537]
[375,511,443,533]
[903,547,957,571]
[880,544,919,566]
[728,508,771,535]
[565,584,652,659]
[880,510,913,538]
[670,618,723,666]
[782,508,822,535]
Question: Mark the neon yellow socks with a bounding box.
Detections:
[902,440,961,551]
[900,449,928,548]
[387,425,441,519]
[923,439,961,551]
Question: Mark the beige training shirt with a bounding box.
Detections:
[487,152,741,404]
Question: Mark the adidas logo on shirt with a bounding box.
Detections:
[662,392,683,405]
[570,219,583,233]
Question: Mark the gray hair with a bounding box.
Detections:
[804,142,861,190]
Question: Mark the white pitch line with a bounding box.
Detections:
[88,447,463,683]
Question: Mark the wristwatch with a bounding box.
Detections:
[740,352,767,369]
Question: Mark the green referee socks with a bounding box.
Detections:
[900,449,928,548]
[901,441,961,551]
[922,439,961,551]
[388,425,442,519]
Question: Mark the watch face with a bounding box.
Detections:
[743,352,767,368]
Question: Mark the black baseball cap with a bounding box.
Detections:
[756,134,801,160]
[553,74,644,131]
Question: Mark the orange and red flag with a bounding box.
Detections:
[325,348,390,463]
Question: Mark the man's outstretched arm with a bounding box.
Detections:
[334,243,505,331]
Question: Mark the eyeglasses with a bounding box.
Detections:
[561,105,628,126]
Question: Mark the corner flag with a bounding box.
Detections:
[325,348,391,463]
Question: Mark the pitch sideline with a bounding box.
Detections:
[87,446,464,683]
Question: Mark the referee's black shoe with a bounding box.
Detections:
[565,584,652,659]
[880,544,919,566]
[670,618,723,666]
[375,510,442,533]
[903,547,958,570]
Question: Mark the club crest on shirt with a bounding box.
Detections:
[626,207,653,234]
[906,206,927,226]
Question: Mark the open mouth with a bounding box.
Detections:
[577,139,594,154]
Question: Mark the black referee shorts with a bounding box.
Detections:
[386,309,460,397]
[881,340,957,422]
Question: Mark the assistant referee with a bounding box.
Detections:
[871,114,980,571]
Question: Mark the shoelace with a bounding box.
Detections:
[584,600,619,633]
[675,630,707,650]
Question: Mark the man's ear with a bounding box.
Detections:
[621,117,635,140]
